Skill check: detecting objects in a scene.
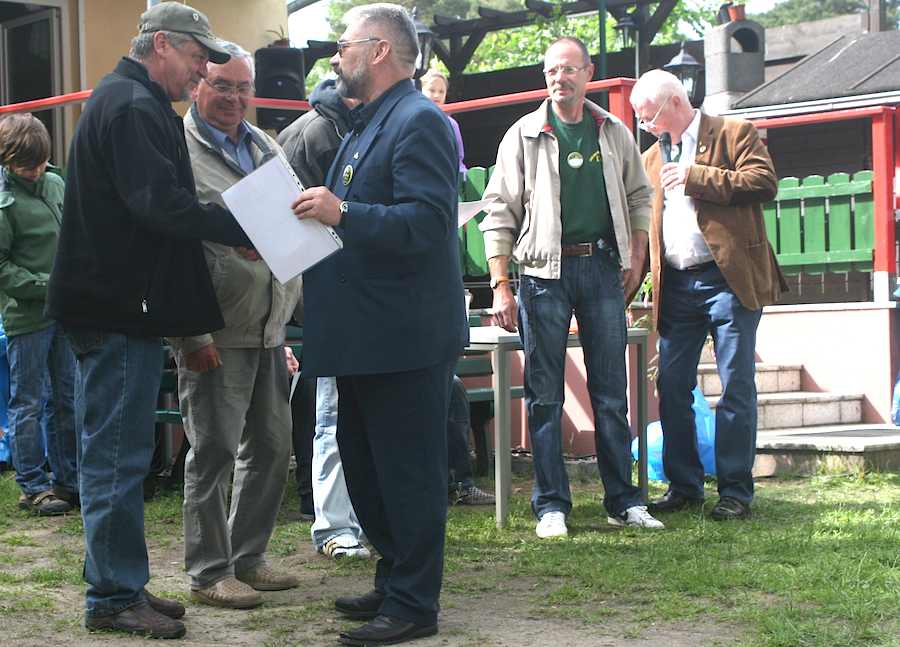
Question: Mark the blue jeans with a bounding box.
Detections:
[657,264,761,504]
[447,376,474,489]
[518,247,640,518]
[67,330,163,617]
[7,323,77,496]
[310,376,364,550]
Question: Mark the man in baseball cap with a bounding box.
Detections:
[138,1,230,64]
[47,0,251,640]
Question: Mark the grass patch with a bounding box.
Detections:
[441,473,900,647]
[0,533,38,547]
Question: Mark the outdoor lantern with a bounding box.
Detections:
[412,8,434,79]
[614,12,638,50]
[664,42,704,106]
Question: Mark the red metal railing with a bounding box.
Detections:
[3,81,895,273]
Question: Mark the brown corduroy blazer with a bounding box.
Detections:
[642,113,788,328]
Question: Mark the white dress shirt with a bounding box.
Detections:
[662,110,714,270]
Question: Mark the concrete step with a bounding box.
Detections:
[706,391,863,430]
[754,424,900,476]
[698,362,802,396]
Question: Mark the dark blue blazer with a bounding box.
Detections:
[301,80,468,377]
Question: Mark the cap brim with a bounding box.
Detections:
[193,34,230,64]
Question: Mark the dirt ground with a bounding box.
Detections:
[1,509,738,647]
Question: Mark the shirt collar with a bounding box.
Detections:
[681,109,701,145]
[196,113,251,150]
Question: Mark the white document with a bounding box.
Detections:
[221,157,343,284]
[458,198,494,228]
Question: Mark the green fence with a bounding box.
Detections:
[458,168,876,277]
[763,171,874,275]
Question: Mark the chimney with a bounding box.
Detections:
[703,17,765,115]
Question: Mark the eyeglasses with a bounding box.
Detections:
[203,78,254,97]
[638,94,672,133]
[543,64,588,77]
[336,37,380,56]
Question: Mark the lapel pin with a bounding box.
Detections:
[342,164,353,185]
[353,152,359,160]
[698,144,707,153]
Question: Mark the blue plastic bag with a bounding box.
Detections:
[632,386,716,481]
[891,371,900,426]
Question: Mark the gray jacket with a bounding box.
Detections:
[170,107,301,353]
[480,99,652,278]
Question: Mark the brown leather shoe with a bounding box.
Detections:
[145,590,186,619]
[236,564,299,591]
[85,600,186,639]
[191,577,262,609]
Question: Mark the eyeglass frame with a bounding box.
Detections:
[543,64,590,77]
[202,77,254,98]
[637,94,672,133]
[336,37,381,56]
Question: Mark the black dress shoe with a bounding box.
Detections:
[85,600,186,639]
[145,590,186,619]
[335,589,386,620]
[710,496,751,521]
[648,490,705,513]
[339,614,438,646]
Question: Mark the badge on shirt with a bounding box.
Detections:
[342,164,353,185]
[567,151,583,169]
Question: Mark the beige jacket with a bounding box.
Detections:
[480,99,652,278]
[170,109,301,353]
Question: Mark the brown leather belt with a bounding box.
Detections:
[561,242,595,257]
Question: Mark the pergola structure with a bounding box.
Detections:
[289,0,678,80]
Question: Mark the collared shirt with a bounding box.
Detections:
[662,109,713,269]
[200,117,254,174]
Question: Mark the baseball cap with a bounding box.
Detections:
[138,2,230,64]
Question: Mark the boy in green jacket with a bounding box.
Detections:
[0,113,77,515]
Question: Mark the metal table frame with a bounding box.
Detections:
[466,326,650,528]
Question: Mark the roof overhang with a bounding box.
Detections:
[725,90,900,120]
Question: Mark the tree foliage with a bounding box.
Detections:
[751,0,900,28]
[315,0,719,78]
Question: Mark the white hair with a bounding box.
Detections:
[631,69,689,107]
[219,41,255,78]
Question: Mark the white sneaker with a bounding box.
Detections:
[608,505,665,529]
[535,511,568,538]
[321,535,372,560]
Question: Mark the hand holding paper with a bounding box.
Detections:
[293,186,344,227]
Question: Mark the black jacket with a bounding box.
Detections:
[46,58,250,337]
[276,78,351,188]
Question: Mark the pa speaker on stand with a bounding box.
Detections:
[254,46,306,132]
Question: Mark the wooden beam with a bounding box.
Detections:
[641,0,677,43]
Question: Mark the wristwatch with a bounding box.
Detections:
[339,201,349,225]
[490,276,510,290]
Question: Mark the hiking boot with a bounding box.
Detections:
[85,600,186,639]
[236,564,299,591]
[145,591,185,619]
[453,485,495,506]
[608,505,665,529]
[191,577,262,609]
[535,511,567,538]
[19,490,72,516]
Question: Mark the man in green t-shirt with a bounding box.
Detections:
[481,37,662,539]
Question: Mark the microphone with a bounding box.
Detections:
[659,132,672,163]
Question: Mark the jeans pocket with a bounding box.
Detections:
[65,329,105,358]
